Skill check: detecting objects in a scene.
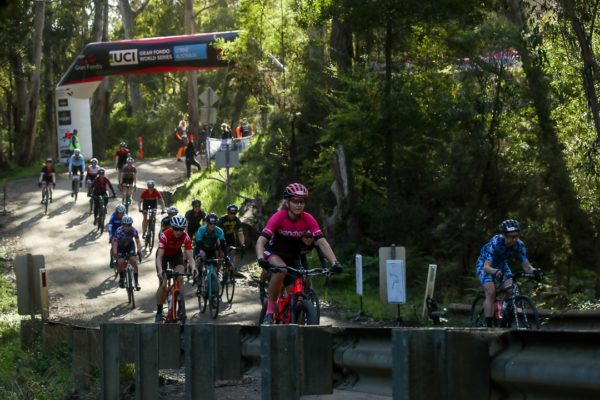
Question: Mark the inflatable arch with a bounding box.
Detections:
[55,31,240,162]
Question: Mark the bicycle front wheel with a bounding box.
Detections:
[469,294,487,327]
[126,268,135,308]
[209,273,220,318]
[224,270,236,303]
[294,299,319,325]
[305,289,320,324]
[98,207,106,233]
[197,275,208,313]
[510,295,540,330]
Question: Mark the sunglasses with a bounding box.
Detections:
[122,224,132,227]
[290,198,306,205]
[505,234,519,240]
[207,222,216,226]
[173,228,184,232]
[228,212,237,215]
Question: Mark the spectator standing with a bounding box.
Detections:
[175,120,188,162]
[184,139,202,178]
[69,129,80,156]
[235,118,254,138]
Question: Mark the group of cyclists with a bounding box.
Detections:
[41,142,540,328]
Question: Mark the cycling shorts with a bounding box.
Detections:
[71,165,84,175]
[117,243,137,259]
[122,176,134,185]
[142,200,158,211]
[161,252,184,271]
[86,174,98,183]
[41,176,54,184]
[475,258,512,286]
[264,250,302,286]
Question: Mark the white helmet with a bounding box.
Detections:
[115,204,126,213]
[170,215,187,229]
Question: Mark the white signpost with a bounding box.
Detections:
[386,259,406,304]
[422,264,438,318]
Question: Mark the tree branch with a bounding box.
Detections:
[194,0,221,19]
[132,0,150,19]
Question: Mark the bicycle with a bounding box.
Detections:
[123,253,142,309]
[143,208,158,251]
[159,269,193,324]
[257,268,321,321]
[220,246,242,303]
[469,271,543,329]
[195,256,222,319]
[122,183,134,213]
[41,183,50,215]
[70,173,82,202]
[258,264,330,326]
[93,194,110,233]
[109,247,118,277]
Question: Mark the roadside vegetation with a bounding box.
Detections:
[0,244,90,399]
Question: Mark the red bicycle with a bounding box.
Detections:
[258,265,330,326]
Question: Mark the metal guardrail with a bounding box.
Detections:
[35,321,600,399]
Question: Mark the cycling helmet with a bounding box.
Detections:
[283,183,309,199]
[191,199,201,207]
[121,215,134,225]
[499,219,520,233]
[98,168,106,175]
[115,204,126,213]
[119,142,127,148]
[147,180,155,188]
[170,215,187,229]
[126,157,134,163]
[74,149,81,155]
[46,158,53,163]
[90,158,98,164]
[302,229,312,238]
[227,204,239,213]
[167,206,178,215]
[206,213,218,224]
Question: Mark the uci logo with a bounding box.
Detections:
[109,49,138,66]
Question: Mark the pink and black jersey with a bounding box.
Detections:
[261,209,323,260]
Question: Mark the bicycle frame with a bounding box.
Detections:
[266,265,327,325]
[41,184,50,214]
[163,270,191,323]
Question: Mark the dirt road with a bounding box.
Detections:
[0,158,341,327]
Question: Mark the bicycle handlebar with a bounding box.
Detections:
[269,264,332,277]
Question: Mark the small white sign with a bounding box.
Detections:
[356,254,363,296]
[386,259,406,304]
[199,87,219,106]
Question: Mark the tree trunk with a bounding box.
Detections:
[17,1,45,165]
[384,19,394,200]
[560,0,600,143]
[503,0,600,293]
[118,0,141,114]
[185,0,199,136]
[91,0,110,157]
[329,18,353,72]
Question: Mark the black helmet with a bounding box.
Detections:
[206,213,218,224]
[499,219,520,233]
[227,204,238,213]
[191,199,201,207]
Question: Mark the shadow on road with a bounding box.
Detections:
[68,229,102,251]
[85,274,119,300]
[65,211,90,229]
[47,201,72,219]
[17,212,45,229]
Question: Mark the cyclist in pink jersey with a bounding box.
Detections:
[256,182,342,325]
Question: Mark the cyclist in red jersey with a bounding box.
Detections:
[256,183,342,325]
[114,142,130,184]
[155,215,197,322]
[138,180,166,236]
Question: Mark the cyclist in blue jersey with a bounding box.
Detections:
[108,204,127,244]
[195,213,231,274]
[475,219,539,327]
[112,215,143,290]
[67,149,86,194]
